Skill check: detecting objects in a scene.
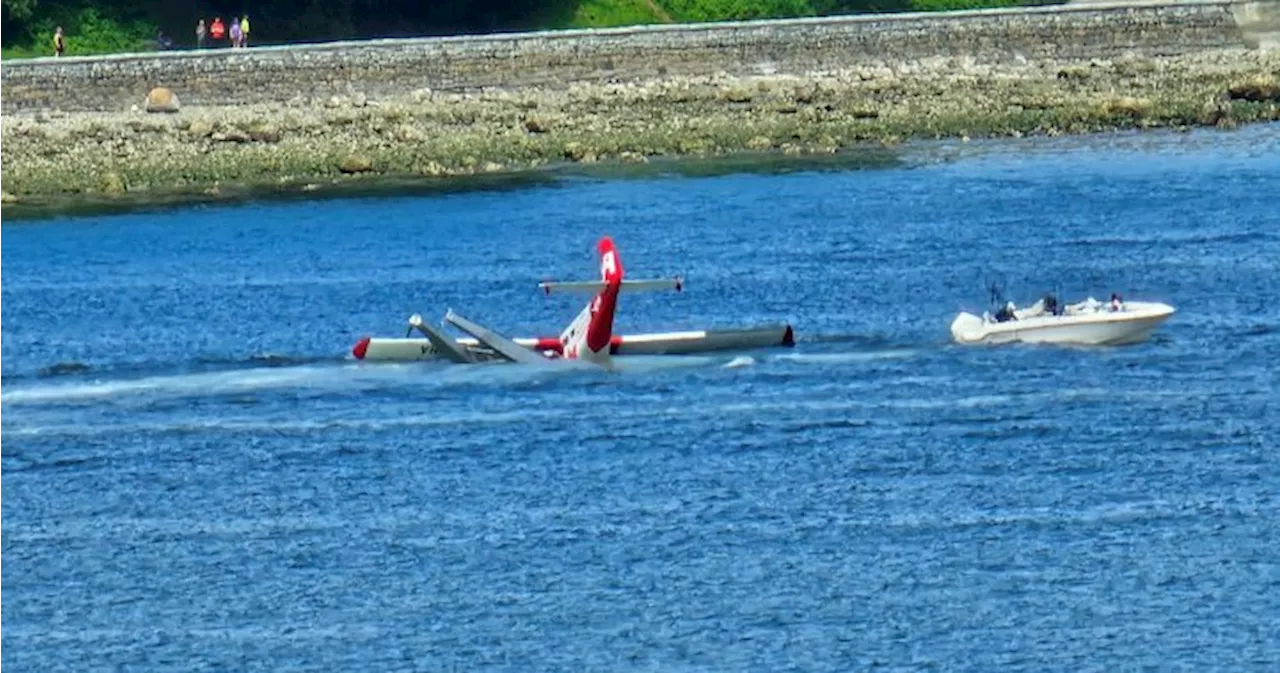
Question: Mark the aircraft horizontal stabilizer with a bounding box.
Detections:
[443,310,546,365]
[539,277,684,296]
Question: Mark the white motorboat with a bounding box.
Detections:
[950,295,1175,346]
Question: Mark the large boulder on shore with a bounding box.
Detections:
[339,155,374,174]
[145,87,180,113]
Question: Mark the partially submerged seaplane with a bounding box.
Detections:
[351,237,795,366]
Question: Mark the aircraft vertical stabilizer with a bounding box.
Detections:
[559,236,624,362]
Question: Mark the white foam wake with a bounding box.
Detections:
[773,348,917,364]
[0,363,395,405]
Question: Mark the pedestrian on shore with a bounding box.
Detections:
[53,26,65,57]
[196,19,207,48]
[229,18,242,48]
[210,17,226,45]
[240,15,250,48]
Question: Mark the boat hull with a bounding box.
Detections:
[353,324,795,361]
[951,302,1175,346]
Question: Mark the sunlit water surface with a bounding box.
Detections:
[3,126,1279,671]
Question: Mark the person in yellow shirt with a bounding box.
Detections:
[240,16,250,47]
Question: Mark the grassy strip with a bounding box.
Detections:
[570,0,674,28]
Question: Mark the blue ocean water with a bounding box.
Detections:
[3,125,1279,671]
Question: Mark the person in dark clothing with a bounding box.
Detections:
[1044,293,1061,316]
[994,301,1017,323]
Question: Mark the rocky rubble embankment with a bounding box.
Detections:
[2,49,1278,206]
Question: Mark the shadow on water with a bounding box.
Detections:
[0,171,562,222]
[559,147,905,181]
[0,148,906,222]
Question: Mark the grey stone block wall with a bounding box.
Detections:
[1,0,1270,113]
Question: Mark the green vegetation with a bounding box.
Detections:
[660,0,816,23]
[569,0,672,27]
[1,0,1061,58]
[905,0,1043,10]
[1,1,153,58]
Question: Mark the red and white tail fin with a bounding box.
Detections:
[549,237,682,363]
[558,237,625,362]
[598,236,624,285]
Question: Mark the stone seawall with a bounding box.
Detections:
[2,0,1275,113]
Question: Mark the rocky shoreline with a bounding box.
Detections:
[2,48,1278,212]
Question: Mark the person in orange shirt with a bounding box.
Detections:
[209,17,226,44]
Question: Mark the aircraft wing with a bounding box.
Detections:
[407,314,474,364]
[443,310,547,365]
[351,324,795,362]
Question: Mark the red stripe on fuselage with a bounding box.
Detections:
[533,335,624,355]
[585,284,620,353]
